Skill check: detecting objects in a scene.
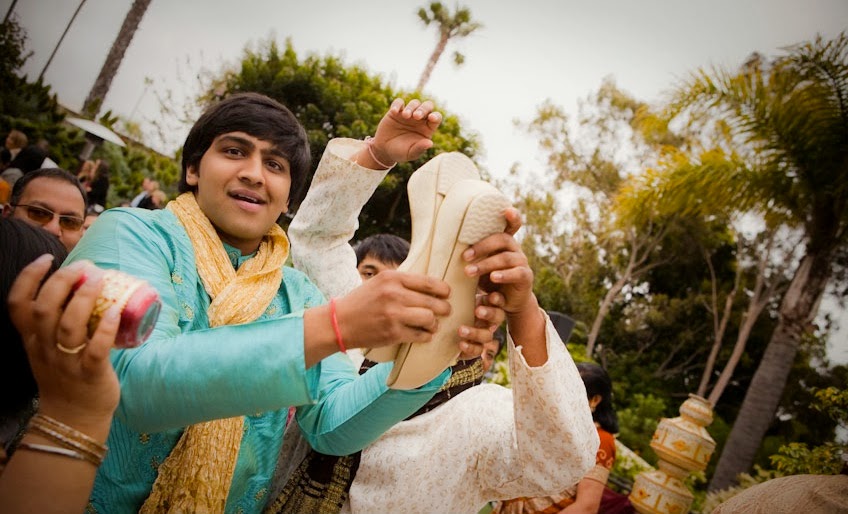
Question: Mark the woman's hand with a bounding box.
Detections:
[7,256,121,427]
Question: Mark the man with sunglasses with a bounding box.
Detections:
[3,168,88,251]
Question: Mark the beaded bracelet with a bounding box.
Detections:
[364,136,396,170]
[28,413,108,466]
[329,298,347,353]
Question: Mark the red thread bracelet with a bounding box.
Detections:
[329,298,346,353]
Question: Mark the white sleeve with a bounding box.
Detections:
[288,138,390,300]
[480,312,600,499]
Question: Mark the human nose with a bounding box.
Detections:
[42,213,63,237]
[238,155,265,184]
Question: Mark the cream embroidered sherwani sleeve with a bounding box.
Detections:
[289,138,388,301]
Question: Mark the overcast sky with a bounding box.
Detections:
[5,0,848,362]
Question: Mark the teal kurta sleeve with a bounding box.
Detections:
[66,208,447,447]
[67,209,316,431]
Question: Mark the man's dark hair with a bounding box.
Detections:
[179,92,311,204]
[577,362,619,434]
[10,167,88,210]
[354,233,410,266]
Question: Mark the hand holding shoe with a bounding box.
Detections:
[334,270,452,349]
[462,208,548,366]
[456,205,524,358]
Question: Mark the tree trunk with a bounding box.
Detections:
[585,270,629,358]
[82,0,152,117]
[697,248,738,397]
[707,294,766,406]
[416,32,449,92]
[709,248,833,491]
[708,237,776,404]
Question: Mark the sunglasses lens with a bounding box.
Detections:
[25,206,54,224]
[21,205,83,231]
[60,217,84,231]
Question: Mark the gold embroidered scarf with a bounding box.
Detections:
[140,192,289,513]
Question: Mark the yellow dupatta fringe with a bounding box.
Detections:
[140,192,290,513]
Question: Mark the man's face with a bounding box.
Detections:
[6,177,86,250]
[480,338,501,374]
[357,255,398,281]
[186,132,291,255]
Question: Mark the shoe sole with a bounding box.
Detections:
[386,179,511,389]
[365,152,481,364]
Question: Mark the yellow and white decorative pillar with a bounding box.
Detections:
[629,394,716,514]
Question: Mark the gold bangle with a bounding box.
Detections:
[28,413,108,466]
[17,442,90,463]
[28,424,105,466]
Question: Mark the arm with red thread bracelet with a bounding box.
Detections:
[329,298,347,353]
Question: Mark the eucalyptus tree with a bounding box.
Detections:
[521,79,686,359]
[415,2,482,92]
[666,33,848,491]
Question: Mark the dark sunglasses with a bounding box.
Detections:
[12,204,85,231]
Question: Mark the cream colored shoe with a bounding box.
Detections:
[386,178,511,389]
[364,152,481,364]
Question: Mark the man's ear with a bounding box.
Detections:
[589,394,603,410]
[185,164,199,186]
[2,203,13,217]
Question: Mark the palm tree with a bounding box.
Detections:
[82,0,152,117]
[415,2,481,92]
[668,33,848,491]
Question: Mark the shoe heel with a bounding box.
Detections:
[458,191,513,246]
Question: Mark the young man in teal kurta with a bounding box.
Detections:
[65,94,480,513]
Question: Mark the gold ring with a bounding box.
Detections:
[56,342,87,354]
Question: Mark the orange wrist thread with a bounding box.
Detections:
[330,298,346,353]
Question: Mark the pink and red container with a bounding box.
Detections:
[74,268,161,348]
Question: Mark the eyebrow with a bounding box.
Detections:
[217,135,289,161]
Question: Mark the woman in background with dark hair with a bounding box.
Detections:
[0,145,48,187]
[494,362,632,514]
[76,159,110,209]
